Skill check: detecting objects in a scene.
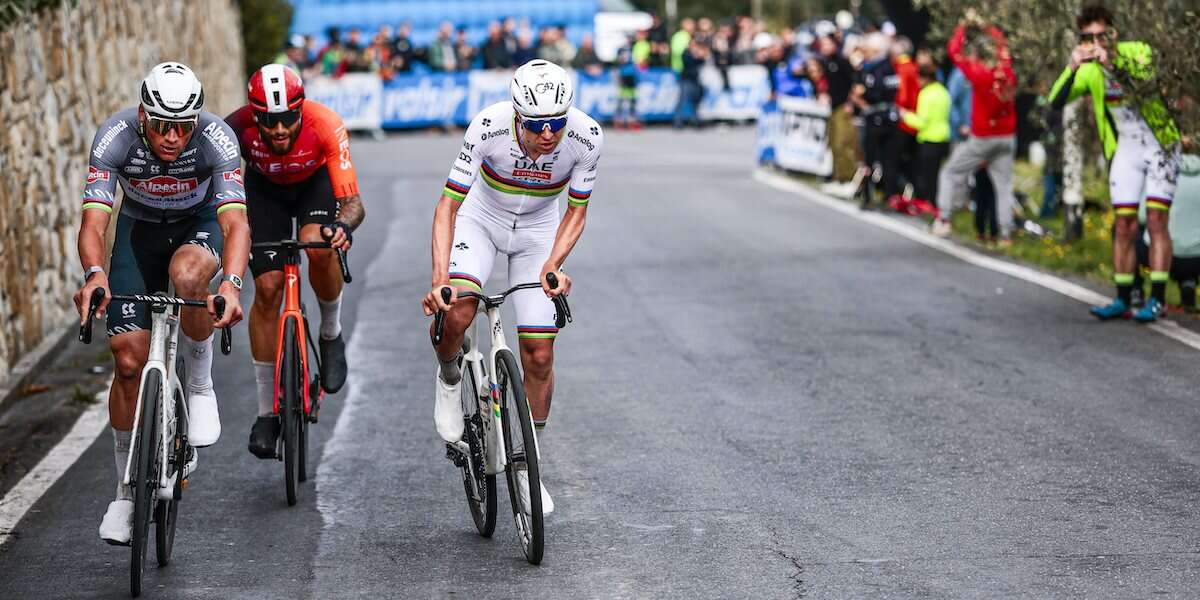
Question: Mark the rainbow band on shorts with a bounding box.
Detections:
[1146,196,1172,212]
[517,325,558,339]
[448,272,482,293]
[1114,205,1138,217]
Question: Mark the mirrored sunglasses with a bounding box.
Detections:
[146,117,197,137]
[520,116,568,134]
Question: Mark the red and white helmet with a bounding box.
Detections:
[248,64,305,113]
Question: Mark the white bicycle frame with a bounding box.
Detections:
[462,304,541,476]
[122,300,188,500]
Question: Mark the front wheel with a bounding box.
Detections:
[154,388,184,566]
[131,370,162,596]
[460,350,496,537]
[496,349,543,564]
[282,318,301,506]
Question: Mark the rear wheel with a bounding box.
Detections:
[282,318,300,506]
[496,349,543,564]
[131,370,162,596]
[459,349,496,537]
[154,387,184,566]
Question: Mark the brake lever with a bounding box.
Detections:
[78,287,106,344]
[432,287,452,346]
[545,272,572,329]
[213,295,232,355]
[336,248,352,283]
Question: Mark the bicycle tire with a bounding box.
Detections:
[283,318,300,506]
[460,349,496,537]
[496,349,543,564]
[154,387,184,566]
[131,370,162,597]
[298,401,309,483]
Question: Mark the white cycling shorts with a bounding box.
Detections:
[448,212,558,339]
[1110,131,1181,214]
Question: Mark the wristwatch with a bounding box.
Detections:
[221,273,244,291]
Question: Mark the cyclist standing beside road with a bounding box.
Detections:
[73,63,250,545]
[421,60,603,514]
[225,65,364,458]
[1050,4,1182,322]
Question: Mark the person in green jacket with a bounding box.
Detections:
[670,18,694,73]
[900,64,951,216]
[1049,4,1182,323]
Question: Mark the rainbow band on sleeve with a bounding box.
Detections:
[82,201,114,213]
[517,325,558,339]
[443,179,470,202]
[480,161,569,197]
[567,188,591,206]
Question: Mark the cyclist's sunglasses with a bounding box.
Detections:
[146,116,197,137]
[520,115,568,134]
[255,109,302,128]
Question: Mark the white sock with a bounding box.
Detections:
[113,428,132,501]
[254,360,275,417]
[182,333,214,391]
[318,293,343,340]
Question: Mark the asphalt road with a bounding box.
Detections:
[3,127,1200,598]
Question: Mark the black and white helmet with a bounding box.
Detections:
[140,62,204,120]
[510,60,573,118]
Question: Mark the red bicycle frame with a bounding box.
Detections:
[272,259,320,417]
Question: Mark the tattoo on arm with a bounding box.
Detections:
[336,194,365,230]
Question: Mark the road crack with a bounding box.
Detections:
[771,547,807,599]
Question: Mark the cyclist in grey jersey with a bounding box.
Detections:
[74,63,250,546]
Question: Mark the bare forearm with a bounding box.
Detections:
[218,210,251,280]
[547,205,587,269]
[78,213,110,271]
[431,196,458,285]
[336,194,366,230]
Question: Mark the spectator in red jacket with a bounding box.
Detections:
[889,36,921,213]
[931,11,1019,243]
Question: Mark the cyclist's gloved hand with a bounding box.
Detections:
[322,221,353,251]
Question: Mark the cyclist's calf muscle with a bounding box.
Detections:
[108,330,150,430]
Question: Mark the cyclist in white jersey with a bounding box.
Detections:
[421,60,603,514]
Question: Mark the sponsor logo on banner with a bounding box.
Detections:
[87,166,110,184]
[130,176,198,196]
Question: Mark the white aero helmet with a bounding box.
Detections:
[140,62,204,120]
[510,60,573,118]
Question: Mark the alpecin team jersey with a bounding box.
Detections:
[442,102,603,228]
[83,108,246,222]
[225,100,360,199]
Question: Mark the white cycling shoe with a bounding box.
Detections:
[99,499,134,546]
[516,470,554,515]
[187,385,221,447]
[435,372,464,443]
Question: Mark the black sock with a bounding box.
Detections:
[1117,284,1133,305]
[1151,282,1167,303]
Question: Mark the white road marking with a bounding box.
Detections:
[0,382,111,546]
[753,169,1200,352]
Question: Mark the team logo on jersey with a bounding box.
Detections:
[87,166,109,184]
[223,168,243,185]
[513,158,553,181]
[130,176,198,196]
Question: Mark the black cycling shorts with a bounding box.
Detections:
[246,165,338,277]
[106,206,223,337]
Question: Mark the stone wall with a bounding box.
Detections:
[0,0,244,380]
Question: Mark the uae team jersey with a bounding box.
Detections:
[83,108,246,222]
[442,102,603,228]
[225,100,360,199]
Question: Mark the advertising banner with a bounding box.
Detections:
[758,97,832,177]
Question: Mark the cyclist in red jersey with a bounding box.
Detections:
[225,65,365,458]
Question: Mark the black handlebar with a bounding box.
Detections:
[77,289,233,355]
[251,238,352,283]
[430,273,573,347]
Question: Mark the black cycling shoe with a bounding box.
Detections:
[248,416,281,459]
[319,333,348,393]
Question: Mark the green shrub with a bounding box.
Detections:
[0,0,76,29]
[241,0,294,77]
